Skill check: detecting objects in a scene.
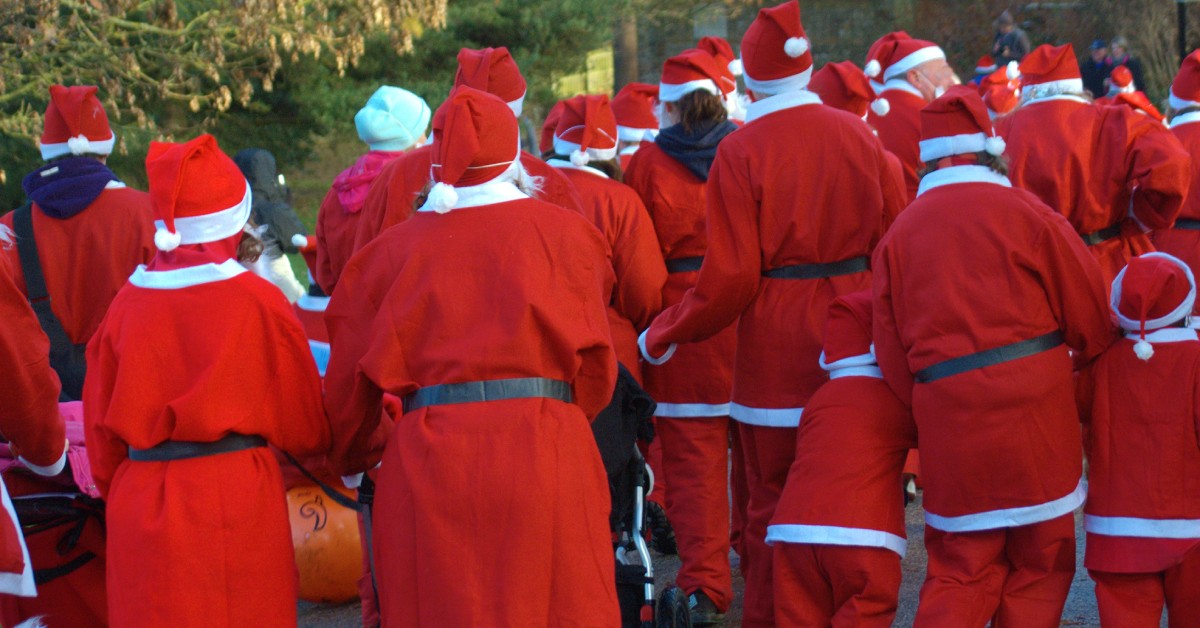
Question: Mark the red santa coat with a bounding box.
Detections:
[872,165,1114,531]
[1078,328,1200,573]
[550,162,666,380]
[643,91,906,427]
[624,143,734,414]
[1152,113,1200,313]
[315,150,406,293]
[868,82,927,202]
[767,369,915,556]
[352,146,584,255]
[1,186,155,344]
[324,192,620,627]
[0,247,67,597]
[995,97,1190,284]
[83,259,330,628]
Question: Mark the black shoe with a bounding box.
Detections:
[687,590,726,626]
[646,501,677,555]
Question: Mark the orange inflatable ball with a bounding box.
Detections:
[287,483,362,604]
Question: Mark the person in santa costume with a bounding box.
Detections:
[1075,252,1200,627]
[768,290,915,628]
[622,47,741,624]
[639,4,906,625]
[696,35,748,123]
[0,226,69,604]
[872,86,1114,627]
[865,31,958,200]
[316,86,430,294]
[82,134,330,628]
[972,54,999,84]
[995,43,1189,286]
[611,82,660,170]
[351,47,583,253]
[323,86,619,627]
[1153,51,1200,304]
[0,85,155,401]
[977,64,1022,120]
[1096,64,1137,104]
[546,93,667,384]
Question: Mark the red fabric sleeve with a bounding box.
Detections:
[260,297,331,458]
[610,190,666,331]
[870,242,914,408]
[881,149,909,229]
[1119,109,1191,230]
[0,253,64,467]
[315,187,342,293]
[644,142,761,354]
[82,331,125,497]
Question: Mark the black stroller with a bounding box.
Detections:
[591,364,693,628]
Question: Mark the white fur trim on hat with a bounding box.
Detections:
[616,126,658,143]
[1006,61,1021,81]
[784,37,809,58]
[1169,90,1200,113]
[919,132,996,162]
[552,135,618,163]
[1110,252,1198,334]
[1022,78,1085,102]
[153,183,253,251]
[507,91,527,118]
[40,135,116,161]
[659,79,721,103]
[871,97,890,116]
[883,46,946,81]
[743,65,814,96]
[864,59,882,78]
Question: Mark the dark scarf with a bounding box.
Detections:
[654,119,738,182]
[22,157,120,219]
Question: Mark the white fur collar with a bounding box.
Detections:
[416,179,529,213]
[1022,94,1090,106]
[917,165,1012,197]
[1171,111,1200,129]
[128,259,246,290]
[745,90,822,124]
[1125,327,1198,343]
[545,159,609,179]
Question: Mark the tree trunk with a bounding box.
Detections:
[613,12,639,92]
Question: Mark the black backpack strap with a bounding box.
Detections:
[12,203,88,401]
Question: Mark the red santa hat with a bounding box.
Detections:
[145,134,252,252]
[739,0,814,95]
[611,82,660,143]
[454,47,528,117]
[659,48,734,103]
[697,35,744,78]
[864,31,945,83]
[974,55,998,75]
[40,85,116,161]
[1169,49,1200,110]
[424,86,521,213]
[808,61,891,117]
[864,32,909,91]
[1111,252,1197,361]
[918,85,1006,162]
[1110,65,1135,94]
[1113,92,1165,123]
[553,94,619,166]
[539,100,566,155]
[818,290,877,373]
[1017,44,1083,100]
[983,83,1021,118]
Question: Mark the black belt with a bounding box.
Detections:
[762,256,869,280]
[1080,224,1123,246]
[1175,218,1200,231]
[402,377,573,414]
[665,256,704,274]
[128,433,267,462]
[915,331,1065,384]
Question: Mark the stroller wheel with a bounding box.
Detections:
[656,586,692,628]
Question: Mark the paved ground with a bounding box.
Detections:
[299,492,1136,627]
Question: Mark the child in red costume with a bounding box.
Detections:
[1078,252,1200,627]
[769,291,915,627]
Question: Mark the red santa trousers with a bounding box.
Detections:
[1090,545,1200,628]
[915,513,1075,628]
[657,416,733,610]
[730,426,748,560]
[773,542,901,628]
[738,422,798,628]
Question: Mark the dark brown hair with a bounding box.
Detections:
[672,89,728,135]
[920,151,1009,178]
[237,221,264,263]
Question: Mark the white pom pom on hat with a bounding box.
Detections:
[66,135,92,155]
[871,97,890,116]
[1133,338,1154,361]
[784,37,809,58]
[570,149,590,167]
[154,228,181,252]
[984,135,1006,156]
[1006,61,1021,81]
[291,234,309,248]
[864,59,882,78]
[426,182,458,215]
